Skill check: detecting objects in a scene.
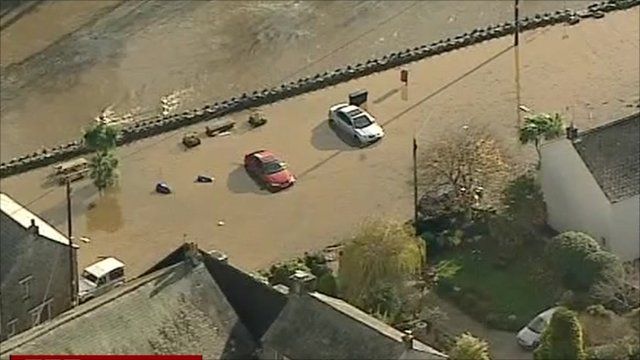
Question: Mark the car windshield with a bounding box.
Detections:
[352,115,373,129]
[527,316,547,334]
[82,271,98,284]
[263,161,285,174]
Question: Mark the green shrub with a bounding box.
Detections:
[545,232,613,291]
[534,307,586,360]
[450,333,492,360]
[316,273,338,297]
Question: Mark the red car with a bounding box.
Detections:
[244,150,296,192]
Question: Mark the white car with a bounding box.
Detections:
[78,257,126,303]
[328,103,385,146]
[517,307,560,350]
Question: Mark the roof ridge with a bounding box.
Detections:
[0,262,186,354]
[575,112,639,139]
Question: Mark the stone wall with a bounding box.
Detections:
[1,0,637,179]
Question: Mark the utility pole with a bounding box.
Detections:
[515,0,522,126]
[412,137,419,236]
[66,180,77,306]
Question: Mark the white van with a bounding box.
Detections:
[78,257,125,303]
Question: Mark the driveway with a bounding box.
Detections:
[0,9,638,277]
[432,296,532,360]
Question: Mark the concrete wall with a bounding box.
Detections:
[1,0,638,179]
[610,195,640,261]
[0,212,75,342]
[540,139,612,246]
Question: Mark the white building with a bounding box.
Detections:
[540,113,639,262]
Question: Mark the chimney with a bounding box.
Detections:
[565,123,579,140]
[29,218,39,236]
[402,330,414,350]
[184,242,201,266]
[288,270,316,296]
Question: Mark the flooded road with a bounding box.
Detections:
[1,9,638,276]
[0,0,594,161]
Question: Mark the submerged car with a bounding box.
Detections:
[328,103,385,146]
[78,257,126,303]
[517,307,560,350]
[244,150,296,192]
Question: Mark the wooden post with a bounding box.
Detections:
[515,0,522,126]
[413,137,419,236]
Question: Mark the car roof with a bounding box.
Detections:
[83,257,125,278]
[538,307,560,320]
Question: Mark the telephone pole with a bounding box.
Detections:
[515,0,522,126]
[66,180,77,305]
[412,137,419,236]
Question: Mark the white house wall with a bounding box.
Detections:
[610,195,640,262]
[540,139,612,246]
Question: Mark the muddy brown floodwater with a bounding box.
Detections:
[1,0,594,161]
[1,9,638,278]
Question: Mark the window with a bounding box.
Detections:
[97,276,107,286]
[29,299,53,327]
[108,267,124,281]
[19,276,33,300]
[6,319,17,338]
[337,112,351,125]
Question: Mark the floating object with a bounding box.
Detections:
[80,236,91,243]
[217,220,225,226]
[156,182,172,194]
[196,175,214,183]
[205,119,235,136]
[348,89,368,107]
[182,132,201,148]
[248,111,268,128]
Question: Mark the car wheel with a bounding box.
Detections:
[353,135,362,147]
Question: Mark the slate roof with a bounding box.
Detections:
[1,245,447,359]
[0,261,256,359]
[260,291,447,360]
[572,113,640,203]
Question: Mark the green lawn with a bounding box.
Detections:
[434,246,558,331]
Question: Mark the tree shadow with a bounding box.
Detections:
[226,165,267,195]
[310,119,361,151]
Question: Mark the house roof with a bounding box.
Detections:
[572,113,640,202]
[0,192,70,245]
[260,291,447,360]
[83,257,125,278]
[1,244,447,359]
[0,261,256,358]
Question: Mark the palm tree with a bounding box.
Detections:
[83,122,121,152]
[518,112,564,168]
[89,150,119,195]
[84,121,122,194]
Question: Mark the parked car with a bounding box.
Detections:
[244,150,296,192]
[78,257,126,303]
[517,307,560,350]
[328,103,385,146]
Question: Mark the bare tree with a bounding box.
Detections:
[418,126,511,213]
